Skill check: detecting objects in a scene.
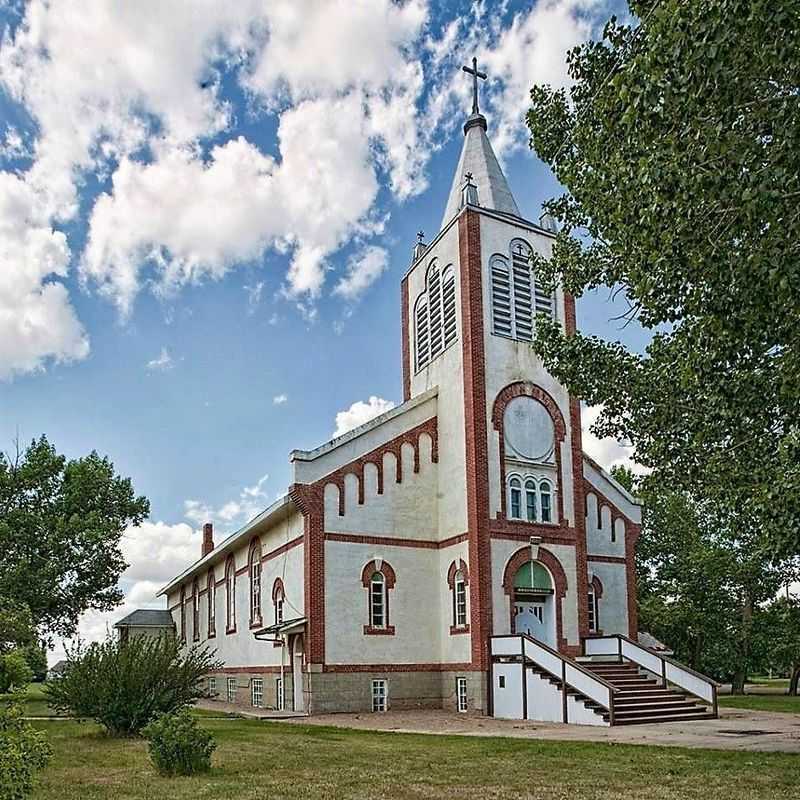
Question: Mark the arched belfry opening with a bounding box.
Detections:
[512,560,556,648]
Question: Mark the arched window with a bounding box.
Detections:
[414,260,458,371]
[207,569,216,638]
[453,570,467,628]
[361,560,396,634]
[225,556,236,634]
[490,255,512,336]
[414,295,429,371]
[179,585,186,644]
[272,578,285,625]
[524,478,537,522]
[539,480,553,523]
[508,476,522,519]
[491,240,554,340]
[370,572,386,628]
[192,578,200,642]
[249,540,262,627]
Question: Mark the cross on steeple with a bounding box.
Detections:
[462,56,487,115]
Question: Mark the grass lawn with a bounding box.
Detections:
[29,717,799,800]
[719,694,800,714]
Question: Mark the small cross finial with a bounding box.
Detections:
[464,172,474,183]
[417,230,425,244]
[462,56,487,115]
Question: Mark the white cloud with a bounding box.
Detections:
[0,170,89,379]
[334,246,389,301]
[184,472,270,531]
[334,396,396,438]
[146,346,174,372]
[244,281,265,313]
[581,404,645,474]
[273,394,288,405]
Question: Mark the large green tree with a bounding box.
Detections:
[0,437,149,643]
[527,0,800,557]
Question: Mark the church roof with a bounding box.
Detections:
[440,112,521,230]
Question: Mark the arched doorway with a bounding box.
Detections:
[511,560,556,648]
[291,634,304,713]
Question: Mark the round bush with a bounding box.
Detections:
[142,710,216,777]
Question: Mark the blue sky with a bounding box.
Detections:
[0,0,641,652]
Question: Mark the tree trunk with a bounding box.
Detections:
[789,663,800,697]
[731,594,754,695]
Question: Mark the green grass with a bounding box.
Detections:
[28,717,800,800]
[719,694,800,714]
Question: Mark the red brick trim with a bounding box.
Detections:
[360,559,396,589]
[235,565,249,577]
[262,535,303,563]
[501,545,569,652]
[271,577,285,603]
[569,395,590,641]
[209,666,285,675]
[587,555,627,564]
[490,522,576,543]
[224,554,237,635]
[590,574,604,598]
[449,625,471,635]
[401,275,411,401]
[322,663,480,673]
[491,381,567,524]
[458,209,493,672]
[446,558,470,588]
[325,531,469,550]
[363,625,396,636]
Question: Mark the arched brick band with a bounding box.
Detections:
[502,545,569,652]
[446,558,470,588]
[360,559,396,589]
[590,574,604,598]
[271,577,285,603]
[491,381,567,524]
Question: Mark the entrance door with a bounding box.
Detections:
[292,635,304,712]
[514,600,551,645]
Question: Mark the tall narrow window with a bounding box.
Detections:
[370,572,386,628]
[251,678,263,708]
[227,677,237,703]
[509,476,522,519]
[179,586,186,644]
[491,255,512,336]
[428,263,443,357]
[456,677,468,713]
[225,556,236,633]
[453,570,467,628]
[414,295,429,371]
[192,578,200,642]
[442,267,457,348]
[207,570,216,638]
[275,677,284,711]
[524,478,537,522]
[587,587,598,632]
[511,241,533,341]
[372,679,387,712]
[273,578,285,625]
[249,540,262,627]
[539,480,553,523]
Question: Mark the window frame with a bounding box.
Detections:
[369,571,386,629]
[453,570,468,628]
[227,677,236,703]
[208,676,216,696]
[275,677,284,711]
[413,259,458,374]
[506,475,556,524]
[508,475,523,519]
[456,677,468,713]
[371,679,387,712]
[225,555,236,634]
[192,578,200,642]
[207,569,216,638]
[249,540,262,628]
[179,585,186,644]
[251,677,263,708]
[539,480,553,523]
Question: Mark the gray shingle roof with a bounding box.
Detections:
[114,609,174,628]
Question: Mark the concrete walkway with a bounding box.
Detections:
[271,707,800,753]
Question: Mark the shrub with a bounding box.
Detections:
[0,652,33,695]
[0,698,52,800]
[142,710,216,776]
[45,634,221,736]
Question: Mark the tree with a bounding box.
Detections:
[0,699,52,800]
[45,634,221,737]
[0,437,149,643]
[756,595,800,695]
[527,0,800,557]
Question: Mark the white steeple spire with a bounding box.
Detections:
[440,58,521,229]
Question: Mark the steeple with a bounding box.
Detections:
[440,57,521,229]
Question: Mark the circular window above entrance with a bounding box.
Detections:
[503,396,555,463]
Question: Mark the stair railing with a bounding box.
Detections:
[492,633,617,724]
[583,633,718,716]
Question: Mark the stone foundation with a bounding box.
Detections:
[205,670,297,711]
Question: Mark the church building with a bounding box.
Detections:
[156,64,716,725]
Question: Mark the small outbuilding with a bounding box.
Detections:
[114,609,175,643]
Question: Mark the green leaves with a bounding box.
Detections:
[527,0,800,557]
[0,437,150,643]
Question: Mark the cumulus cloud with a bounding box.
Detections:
[334,246,390,301]
[273,394,288,405]
[581,404,645,475]
[184,472,270,531]
[334,396,396,438]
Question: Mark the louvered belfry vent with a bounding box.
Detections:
[414,260,458,372]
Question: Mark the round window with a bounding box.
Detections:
[503,396,555,462]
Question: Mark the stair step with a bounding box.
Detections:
[609,705,710,720]
[615,694,686,705]
[614,700,701,712]
[606,711,716,726]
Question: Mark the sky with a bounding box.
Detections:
[0,0,645,661]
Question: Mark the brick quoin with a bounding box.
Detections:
[458,209,493,672]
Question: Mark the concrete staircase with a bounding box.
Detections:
[582,661,716,725]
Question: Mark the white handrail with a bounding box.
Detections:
[584,634,718,711]
[492,634,616,723]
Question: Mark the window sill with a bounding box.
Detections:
[226,626,237,635]
[363,625,396,636]
[506,517,558,526]
[208,631,216,639]
[449,625,470,635]
[249,619,263,630]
